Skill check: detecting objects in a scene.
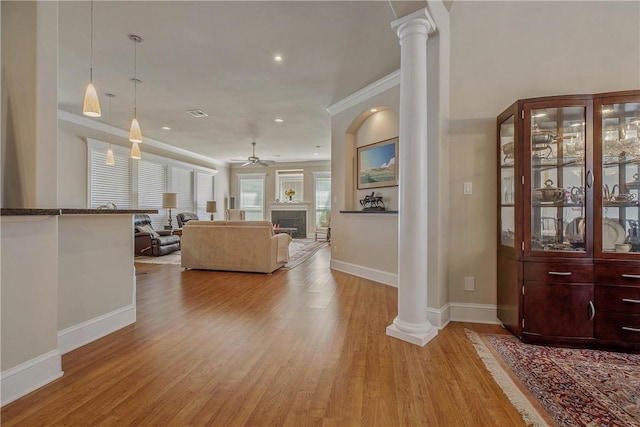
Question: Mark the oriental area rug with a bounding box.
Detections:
[134,239,328,269]
[466,329,640,427]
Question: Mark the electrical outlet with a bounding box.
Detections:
[464,276,475,291]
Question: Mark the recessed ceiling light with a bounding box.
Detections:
[313,153,319,156]
[370,108,378,113]
[274,55,283,62]
[161,126,171,130]
[274,118,284,123]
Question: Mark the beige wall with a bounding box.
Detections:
[330,88,401,276]
[1,1,58,208]
[229,162,331,233]
[447,0,640,305]
[57,120,231,210]
[1,217,59,370]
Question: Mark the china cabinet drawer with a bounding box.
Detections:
[595,313,640,344]
[595,264,640,284]
[594,285,640,315]
[524,262,593,284]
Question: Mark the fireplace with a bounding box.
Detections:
[271,210,306,238]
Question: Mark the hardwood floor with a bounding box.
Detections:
[2,248,526,426]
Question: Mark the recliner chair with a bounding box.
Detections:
[176,212,199,228]
[134,214,181,256]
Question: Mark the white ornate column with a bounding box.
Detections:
[386,8,438,346]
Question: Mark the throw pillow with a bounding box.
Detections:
[136,224,160,237]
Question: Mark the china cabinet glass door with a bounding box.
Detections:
[500,115,515,247]
[528,104,587,253]
[600,100,640,254]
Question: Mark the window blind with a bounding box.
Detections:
[89,147,132,209]
[239,176,264,220]
[172,167,194,213]
[138,160,167,229]
[196,172,214,219]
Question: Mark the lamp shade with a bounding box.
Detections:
[206,201,217,213]
[130,142,141,159]
[162,193,177,209]
[105,147,115,165]
[129,117,142,143]
[83,83,101,117]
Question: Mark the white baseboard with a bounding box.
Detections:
[428,304,451,329]
[330,259,398,287]
[449,302,499,324]
[58,304,136,355]
[1,350,63,406]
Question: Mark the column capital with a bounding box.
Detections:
[390,7,437,40]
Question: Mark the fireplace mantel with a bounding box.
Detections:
[268,202,310,211]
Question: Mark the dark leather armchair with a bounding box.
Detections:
[134,214,181,256]
[176,212,199,228]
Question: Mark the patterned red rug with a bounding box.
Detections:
[467,330,640,427]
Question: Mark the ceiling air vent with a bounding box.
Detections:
[186,109,208,118]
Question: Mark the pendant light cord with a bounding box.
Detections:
[133,38,137,118]
[90,0,94,82]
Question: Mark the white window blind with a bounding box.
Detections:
[196,172,214,219]
[89,147,132,209]
[172,167,194,214]
[138,160,167,229]
[239,175,265,220]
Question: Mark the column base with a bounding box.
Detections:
[386,317,438,346]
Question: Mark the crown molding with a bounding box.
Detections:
[58,110,228,168]
[326,69,400,116]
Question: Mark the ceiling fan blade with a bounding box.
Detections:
[241,161,252,167]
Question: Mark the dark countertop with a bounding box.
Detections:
[1,208,158,216]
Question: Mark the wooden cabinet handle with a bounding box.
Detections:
[588,301,595,321]
[621,274,640,279]
[548,271,572,276]
[622,298,640,304]
[622,326,640,333]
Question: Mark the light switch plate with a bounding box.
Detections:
[463,182,472,195]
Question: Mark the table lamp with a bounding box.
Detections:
[162,192,177,229]
[206,200,217,220]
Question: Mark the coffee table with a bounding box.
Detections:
[274,227,297,237]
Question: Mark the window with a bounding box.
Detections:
[89,147,131,209]
[314,172,331,227]
[138,160,167,229]
[196,172,215,219]
[238,173,266,220]
[87,138,218,228]
[277,170,303,202]
[172,167,194,215]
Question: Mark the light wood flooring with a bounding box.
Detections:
[2,248,526,426]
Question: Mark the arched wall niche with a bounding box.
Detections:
[344,107,399,211]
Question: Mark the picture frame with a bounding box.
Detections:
[357,137,398,189]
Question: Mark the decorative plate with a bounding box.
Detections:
[602,218,626,250]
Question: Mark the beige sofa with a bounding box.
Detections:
[181,220,292,273]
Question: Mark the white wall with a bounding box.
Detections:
[447,0,640,305]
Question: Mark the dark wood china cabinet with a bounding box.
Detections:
[497,90,640,350]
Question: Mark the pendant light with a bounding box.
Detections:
[105,93,115,165]
[131,142,142,160]
[129,34,143,144]
[83,0,101,117]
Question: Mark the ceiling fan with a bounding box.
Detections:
[234,141,275,167]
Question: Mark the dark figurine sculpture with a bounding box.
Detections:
[359,192,385,211]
